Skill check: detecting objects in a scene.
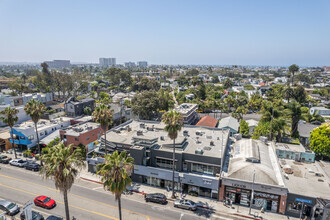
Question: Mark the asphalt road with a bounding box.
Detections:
[199,113,261,121]
[0,163,242,220]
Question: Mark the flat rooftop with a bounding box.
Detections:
[62,122,100,137]
[224,139,285,186]
[14,117,71,130]
[280,159,330,199]
[174,103,198,115]
[104,120,229,158]
[275,143,307,153]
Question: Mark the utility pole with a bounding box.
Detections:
[269,107,274,141]
[249,170,256,215]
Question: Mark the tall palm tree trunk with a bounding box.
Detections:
[10,127,17,159]
[172,138,176,199]
[104,128,107,155]
[35,123,42,166]
[118,197,122,220]
[63,189,70,220]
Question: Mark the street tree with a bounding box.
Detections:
[92,104,113,155]
[309,123,330,159]
[285,101,303,137]
[162,110,184,198]
[40,143,85,220]
[223,79,233,89]
[239,119,250,137]
[97,151,134,220]
[0,107,19,158]
[24,99,46,163]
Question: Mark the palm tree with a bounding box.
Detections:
[0,107,19,158]
[40,143,85,220]
[97,151,134,220]
[288,64,299,86]
[162,110,184,198]
[24,99,46,164]
[92,104,113,155]
[285,101,302,137]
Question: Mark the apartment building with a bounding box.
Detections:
[174,103,199,125]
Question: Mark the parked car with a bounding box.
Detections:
[46,215,63,220]
[174,199,197,211]
[144,193,167,204]
[1,157,12,164]
[1,157,11,164]
[34,196,56,209]
[0,200,20,216]
[20,210,44,220]
[9,159,28,167]
[0,155,9,163]
[25,162,41,172]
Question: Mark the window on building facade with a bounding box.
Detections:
[191,163,215,175]
[156,158,175,170]
[86,137,90,140]
[75,138,79,141]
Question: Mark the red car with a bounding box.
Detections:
[34,196,56,209]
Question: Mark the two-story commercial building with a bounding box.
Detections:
[60,122,103,152]
[88,120,230,199]
[10,117,71,150]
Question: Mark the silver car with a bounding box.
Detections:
[0,200,20,215]
[9,159,27,167]
[174,199,197,211]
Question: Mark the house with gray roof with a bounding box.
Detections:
[218,116,239,136]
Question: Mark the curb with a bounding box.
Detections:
[80,177,103,185]
[233,213,262,220]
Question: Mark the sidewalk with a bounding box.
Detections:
[79,168,298,220]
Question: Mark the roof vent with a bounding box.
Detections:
[210,141,214,146]
[160,136,165,141]
[137,130,143,136]
[204,146,211,151]
[140,123,145,128]
[195,148,204,155]
[207,136,212,139]
[183,130,189,136]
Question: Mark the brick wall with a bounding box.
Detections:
[278,195,287,214]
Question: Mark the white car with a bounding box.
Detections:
[9,159,27,167]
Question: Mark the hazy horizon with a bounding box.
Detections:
[1,0,330,66]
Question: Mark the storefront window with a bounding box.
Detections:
[191,163,214,175]
[156,158,175,170]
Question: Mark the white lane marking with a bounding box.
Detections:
[92,186,104,190]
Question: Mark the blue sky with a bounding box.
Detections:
[0,0,329,66]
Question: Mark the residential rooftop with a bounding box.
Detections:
[174,103,198,115]
[196,115,218,128]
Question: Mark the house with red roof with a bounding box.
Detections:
[196,115,218,128]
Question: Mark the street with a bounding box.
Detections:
[0,163,241,220]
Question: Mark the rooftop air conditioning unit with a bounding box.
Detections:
[195,148,204,155]
[160,136,165,141]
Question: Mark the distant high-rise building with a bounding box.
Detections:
[137,61,148,68]
[99,58,116,67]
[124,62,136,68]
[44,60,71,69]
